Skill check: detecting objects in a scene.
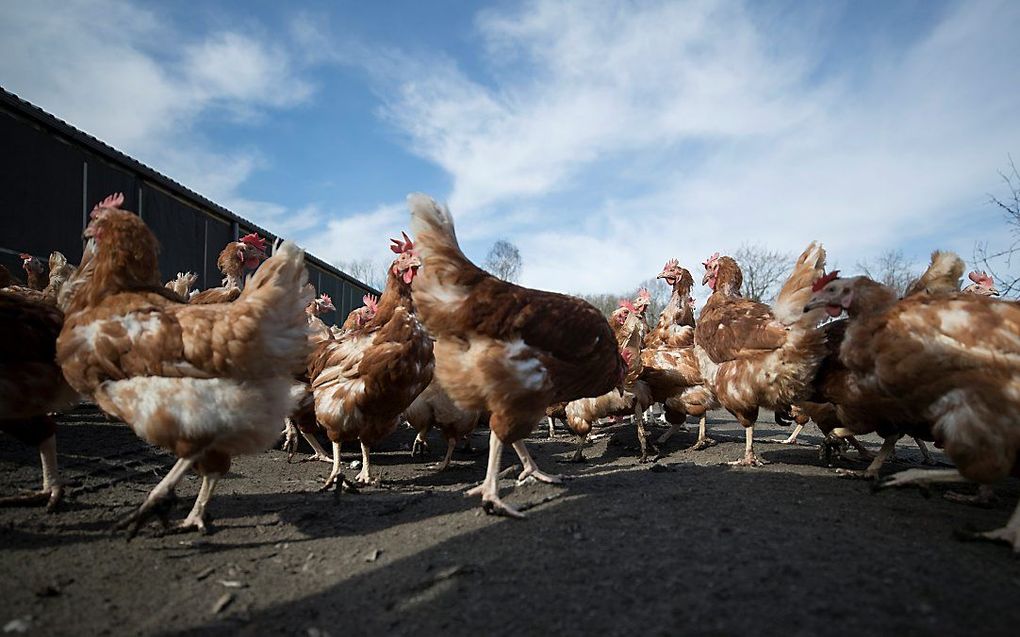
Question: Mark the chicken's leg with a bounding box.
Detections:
[958,497,1020,552]
[176,474,218,534]
[0,433,63,511]
[945,484,996,507]
[321,441,358,496]
[512,440,563,485]
[690,415,715,450]
[466,430,523,518]
[779,424,804,445]
[547,416,556,438]
[657,423,686,446]
[354,441,375,485]
[838,435,898,479]
[914,438,937,465]
[634,405,658,463]
[299,430,333,464]
[844,434,875,460]
[568,432,588,463]
[728,425,764,466]
[411,431,430,458]
[115,456,197,538]
[427,438,456,472]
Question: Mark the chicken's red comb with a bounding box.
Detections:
[240,233,268,253]
[90,192,125,218]
[636,288,651,302]
[968,270,993,286]
[663,258,679,270]
[319,293,333,304]
[812,270,840,292]
[19,253,32,261]
[363,293,379,314]
[619,299,637,314]
[702,252,720,268]
[390,231,415,254]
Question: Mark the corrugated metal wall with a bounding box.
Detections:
[0,93,376,326]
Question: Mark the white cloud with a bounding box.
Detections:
[371,0,1020,295]
[0,0,316,233]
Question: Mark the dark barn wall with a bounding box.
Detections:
[0,90,377,320]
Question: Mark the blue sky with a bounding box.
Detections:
[1,0,1017,296]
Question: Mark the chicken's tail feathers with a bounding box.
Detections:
[903,250,964,297]
[238,240,313,367]
[408,193,464,261]
[773,241,826,325]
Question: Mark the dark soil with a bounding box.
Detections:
[1,409,1018,636]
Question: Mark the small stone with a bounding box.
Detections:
[350,460,362,470]
[365,549,381,563]
[211,593,234,615]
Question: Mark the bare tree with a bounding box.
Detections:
[337,258,387,290]
[573,292,621,318]
[734,243,791,303]
[856,249,917,296]
[484,240,522,283]
[974,156,1020,298]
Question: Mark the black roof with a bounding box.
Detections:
[0,85,378,295]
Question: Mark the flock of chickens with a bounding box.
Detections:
[1,192,1018,554]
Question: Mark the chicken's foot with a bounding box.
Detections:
[945,484,997,508]
[0,435,63,512]
[690,416,715,450]
[873,468,966,496]
[426,439,456,472]
[778,423,804,445]
[115,456,196,539]
[727,426,764,466]
[955,498,1020,552]
[656,423,687,446]
[466,430,524,518]
[321,442,359,498]
[512,440,563,484]
[174,474,219,534]
[837,435,898,479]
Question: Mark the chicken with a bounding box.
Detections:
[309,233,434,490]
[544,401,568,438]
[338,293,379,334]
[564,298,653,462]
[0,291,78,510]
[406,380,483,471]
[56,194,312,536]
[695,244,828,465]
[2,251,78,307]
[644,259,696,349]
[189,233,267,304]
[164,272,199,299]
[806,275,1020,551]
[963,270,1000,296]
[789,251,966,475]
[20,253,48,290]
[636,259,713,449]
[282,291,337,463]
[407,193,626,517]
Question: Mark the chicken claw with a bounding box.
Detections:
[727,452,765,467]
[466,483,525,519]
[690,437,716,451]
[873,468,965,494]
[114,491,179,540]
[0,484,64,512]
[300,452,333,464]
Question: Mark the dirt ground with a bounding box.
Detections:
[1,408,1018,637]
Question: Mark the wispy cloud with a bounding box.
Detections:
[368,0,1020,294]
[0,0,317,236]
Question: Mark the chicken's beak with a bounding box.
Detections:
[701,271,711,286]
[803,296,828,312]
[990,287,1001,297]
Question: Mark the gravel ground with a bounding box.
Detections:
[1,409,1018,636]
